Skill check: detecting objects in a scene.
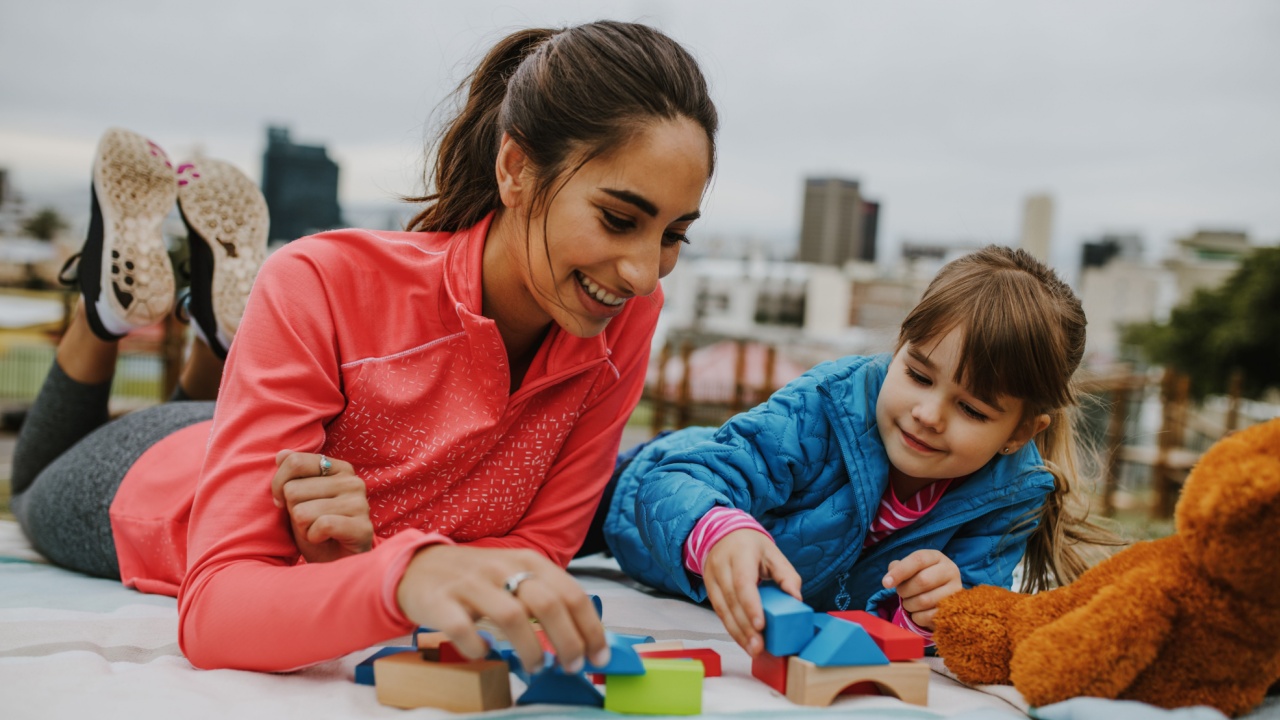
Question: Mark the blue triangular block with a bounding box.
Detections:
[799,615,890,666]
[759,584,814,657]
[583,631,646,675]
[517,663,604,707]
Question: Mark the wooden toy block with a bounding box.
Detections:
[518,664,604,707]
[354,646,414,685]
[800,615,889,666]
[605,658,704,715]
[633,647,722,677]
[750,650,789,694]
[373,653,512,711]
[582,630,645,675]
[759,585,814,656]
[828,610,925,660]
[413,630,446,661]
[628,639,680,652]
[784,656,929,707]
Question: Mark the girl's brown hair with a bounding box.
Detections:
[898,245,1122,592]
[407,21,718,233]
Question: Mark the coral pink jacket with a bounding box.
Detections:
[108,215,660,671]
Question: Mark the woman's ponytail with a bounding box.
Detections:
[407,29,558,233]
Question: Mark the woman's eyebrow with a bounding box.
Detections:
[602,188,701,222]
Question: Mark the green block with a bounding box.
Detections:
[604,658,704,715]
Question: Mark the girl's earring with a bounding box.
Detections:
[1001,447,1011,455]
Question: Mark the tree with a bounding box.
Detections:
[1123,247,1280,400]
[21,207,67,241]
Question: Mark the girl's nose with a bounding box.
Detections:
[912,397,944,430]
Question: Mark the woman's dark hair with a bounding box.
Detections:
[407,21,718,232]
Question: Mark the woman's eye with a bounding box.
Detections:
[601,209,634,232]
[663,231,690,246]
[960,403,989,422]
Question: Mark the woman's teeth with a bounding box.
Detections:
[577,272,625,307]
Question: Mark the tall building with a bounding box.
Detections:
[1019,194,1053,262]
[260,126,343,243]
[797,177,878,266]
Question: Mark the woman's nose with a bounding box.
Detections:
[617,242,661,297]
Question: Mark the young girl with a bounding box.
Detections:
[10,20,718,676]
[602,246,1117,655]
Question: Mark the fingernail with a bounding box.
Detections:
[590,648,611,668]
[273,498,281,508]
[563,656,584,674]
[882,574,894,587]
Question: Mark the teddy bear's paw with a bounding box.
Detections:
[933,585,1025,685]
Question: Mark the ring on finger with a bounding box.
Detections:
[504,571,534,596]
[319,455,333,477]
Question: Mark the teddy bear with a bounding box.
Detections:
[932,417,1280,717]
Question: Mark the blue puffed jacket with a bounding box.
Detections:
[603,353,1056,614]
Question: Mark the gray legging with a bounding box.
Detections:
[10,362,213,578]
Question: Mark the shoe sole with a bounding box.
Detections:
[89,128,177,336]
[177,158,268,352]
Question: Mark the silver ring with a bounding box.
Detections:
[318,455,333,477]
[504,571,534,595]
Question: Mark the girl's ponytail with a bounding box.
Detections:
[407,28,558,233]
[1016,403,1125,592]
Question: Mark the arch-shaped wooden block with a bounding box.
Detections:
[784,657,929,707]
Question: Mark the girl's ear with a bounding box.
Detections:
[495,133,529,209]
[1004,413,1052,454]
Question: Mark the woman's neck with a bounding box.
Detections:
[481,209,553,392]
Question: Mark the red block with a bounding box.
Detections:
[827,610,924,661]
[634,648,722,677]
[750,651,789,694]
[438,641,467,664]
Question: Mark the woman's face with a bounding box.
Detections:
[504,117,711,339]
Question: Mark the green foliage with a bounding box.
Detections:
[20,207,67,241]
[1123,247,1280,400]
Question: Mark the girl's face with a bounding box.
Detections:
[497,117,711,339]
[875,327,1046,491]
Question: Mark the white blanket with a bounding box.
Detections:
[2,519,1272,719]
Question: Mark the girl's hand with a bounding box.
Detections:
[271,450,374,563]
[882,549,963,630]
[702,529,803,656]
[396,545,609,675]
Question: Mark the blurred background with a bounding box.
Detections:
[2,0,1278,533]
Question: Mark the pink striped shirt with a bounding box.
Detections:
[863,478,955,548]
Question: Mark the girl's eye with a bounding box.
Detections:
[959,403,989,422]
[663,231,691,247]
[601,209,635,232]
[906,367,930,386]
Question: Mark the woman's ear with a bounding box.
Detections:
[495,133,529,209]
[1004,413,1052,454]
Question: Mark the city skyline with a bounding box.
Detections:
[2,0,1278,274]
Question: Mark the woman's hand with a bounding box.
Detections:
[702,529,803,656]
[396,545,609,675]
[882,549,963,630]
[271,450,374,564]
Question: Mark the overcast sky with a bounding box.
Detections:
[2,0,1278,275]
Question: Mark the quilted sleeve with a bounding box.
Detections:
[609,370,835,601]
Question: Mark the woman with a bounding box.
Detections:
[11,20,717,675]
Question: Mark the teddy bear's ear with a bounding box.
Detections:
[1174,418,1280,594]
